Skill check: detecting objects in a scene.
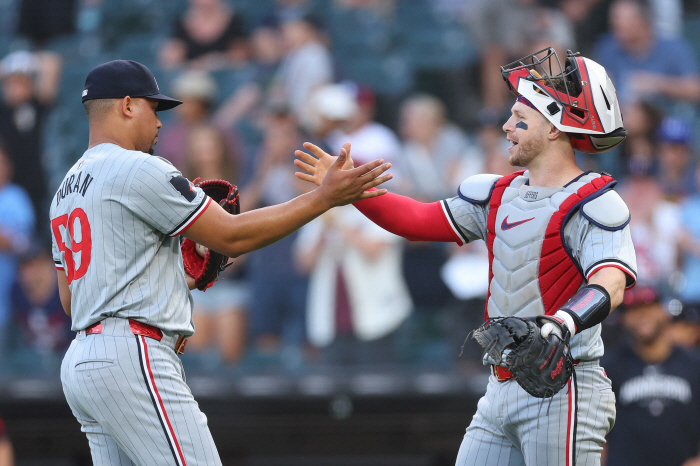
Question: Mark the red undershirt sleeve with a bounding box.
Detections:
[353,192,463,245]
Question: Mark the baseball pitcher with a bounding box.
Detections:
[52,60,392,466]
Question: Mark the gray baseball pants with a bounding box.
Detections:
[455,360,616,466]
[61,317,221,466]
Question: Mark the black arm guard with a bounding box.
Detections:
[558,284,611,333]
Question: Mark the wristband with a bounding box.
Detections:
[558,284,611,333]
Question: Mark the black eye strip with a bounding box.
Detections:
[515,122,528,130]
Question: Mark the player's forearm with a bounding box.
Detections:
[191,189,330,257]
[353,192,462,243]
[226,191,329,255]
[588,267,626,311]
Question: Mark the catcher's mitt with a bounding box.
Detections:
[181,179,240,291]
[472,316,574,398]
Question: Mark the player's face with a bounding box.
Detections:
[134,98,161,155]
[503,102,547,167]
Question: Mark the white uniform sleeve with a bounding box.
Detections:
[128,156,210,236]
[443,197,489,243]
[565,212,637,288]
[51,232,64,271]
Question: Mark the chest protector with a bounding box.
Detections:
[484,170,615,320]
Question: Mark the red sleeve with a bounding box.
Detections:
[353,192,463,244]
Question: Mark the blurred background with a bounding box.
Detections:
[0,0,700,464]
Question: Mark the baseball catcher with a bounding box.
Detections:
[295,47,635,466]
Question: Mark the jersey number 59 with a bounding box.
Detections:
[51,208,92,284]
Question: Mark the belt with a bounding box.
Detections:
[84,319,188,354]
[492,359,581,383]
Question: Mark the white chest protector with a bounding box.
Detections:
[457,170,632,360]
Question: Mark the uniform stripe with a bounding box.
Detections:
[170,197,211,236]
[136,335,187,466]
[585,260,636,288]
[566,372,578,466]
[440,200,467,244]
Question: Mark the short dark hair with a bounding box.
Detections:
[84,98,119,121]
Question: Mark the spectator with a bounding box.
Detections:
[395,93,483,201]
[466,0,575,116]
[11,245,70,354]
[326,85,401,171]
[0,145,35,353]
[0,50,61,237]
[619,172,680,289]
[295,206,412,365]
[159,0,249,70]
[620,100,663,177]
[305,83,357,141]
[269,13,333,127]
[214,19,286,129]
[158,70,218,170]
[245,111,309,360]
[603,286,700,466]
[182,125,249,365]
[0,416,13,466]
[656,116,697,200]
[594,0,700,107]
[157,70,245,176]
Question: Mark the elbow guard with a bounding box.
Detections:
[558,284,611,333]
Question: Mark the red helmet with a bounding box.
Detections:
[501,48,627,154]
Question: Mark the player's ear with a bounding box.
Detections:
[121,96,133,118]
[547,122,563,141]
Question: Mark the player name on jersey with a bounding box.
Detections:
[56,171,94,206]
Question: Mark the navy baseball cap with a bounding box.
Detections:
[82,60,182,111]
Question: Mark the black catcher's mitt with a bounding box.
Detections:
[472,316,574,398]
[181,179,240,291]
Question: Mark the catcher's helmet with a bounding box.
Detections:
[501,48,627,154]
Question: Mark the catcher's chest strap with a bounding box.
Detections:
[492,360,580,383]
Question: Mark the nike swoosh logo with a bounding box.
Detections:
[501,215,535,230]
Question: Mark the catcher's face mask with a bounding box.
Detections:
[501,47,627,154]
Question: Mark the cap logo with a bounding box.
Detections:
[82,89,88,97]
[154,77,159,91]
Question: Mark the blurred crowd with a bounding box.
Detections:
[1,0,700,461]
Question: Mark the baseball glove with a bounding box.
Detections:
[181,179,240,291]
[471,316,574,398]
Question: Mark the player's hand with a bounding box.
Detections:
[294,142,355,187]
[317,145,392,207]
[185,272,197,290]
[538,312,576,339]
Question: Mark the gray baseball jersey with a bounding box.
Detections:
[442,170,636,361]
[54,143,222,465]
[50,143,211,335]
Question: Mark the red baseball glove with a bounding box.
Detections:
[181,179,240,291]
